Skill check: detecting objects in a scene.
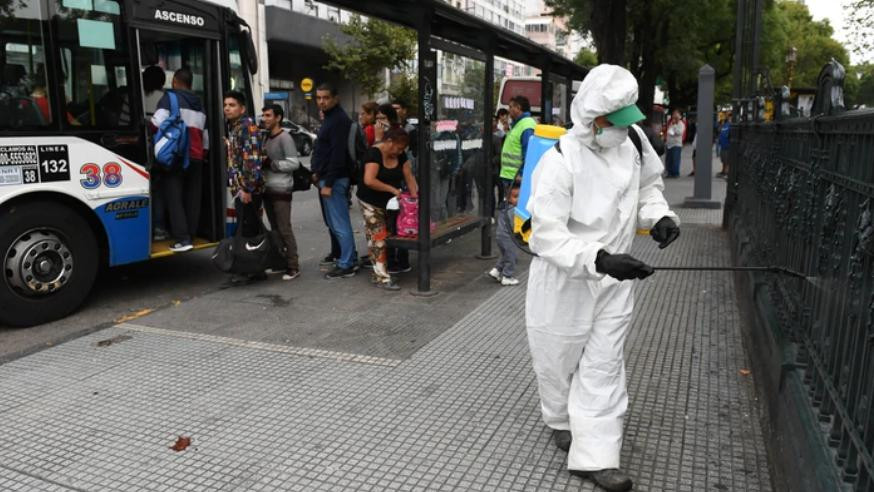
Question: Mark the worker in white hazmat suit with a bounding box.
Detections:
[525,64,680,491]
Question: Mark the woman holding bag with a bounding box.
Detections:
[356,128,418,291]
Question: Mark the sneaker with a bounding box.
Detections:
[361,258,374,269]
[319,255,337,266]
[325,266,356,279]
[282,269,300,281]
[501,276,520,286]
[169,240,193,252]
[376,280,401,291]
[487,267,502,282]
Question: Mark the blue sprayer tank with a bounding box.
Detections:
[514,124,567,246]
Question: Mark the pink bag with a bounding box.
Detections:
[396,193,436,237]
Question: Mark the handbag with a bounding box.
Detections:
[395,193,436,237]
[212,204,287,275]
[291,165,313,192]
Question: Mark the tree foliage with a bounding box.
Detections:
[546,0,854,111]
[846,0,874,59]
[387,74,418,115]
[323,16,416,97]
[574,48,598,68]
[760,1,850,90]
[546,0,735,112]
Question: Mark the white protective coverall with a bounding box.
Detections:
[525,64,679,471]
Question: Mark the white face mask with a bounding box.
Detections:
[594,125,627,149]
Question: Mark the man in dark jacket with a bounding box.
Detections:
[312,83,357,279]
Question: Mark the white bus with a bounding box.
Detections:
[0,0,258,326]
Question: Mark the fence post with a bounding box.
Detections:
[684,64,721,209]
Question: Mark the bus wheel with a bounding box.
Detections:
[0,202,98,327]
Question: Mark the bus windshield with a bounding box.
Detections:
[0,1,53,128]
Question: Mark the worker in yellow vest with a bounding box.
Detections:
[499,95,537,192]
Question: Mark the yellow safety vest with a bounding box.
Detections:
[500,116,537,180]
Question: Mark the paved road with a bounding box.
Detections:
[1,190,342,361]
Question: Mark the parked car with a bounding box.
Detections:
[281,119,316,157]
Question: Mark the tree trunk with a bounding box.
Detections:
[590,0,626,65]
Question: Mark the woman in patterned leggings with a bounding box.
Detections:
[355,128,419,290]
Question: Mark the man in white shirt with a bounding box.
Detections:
[664,109,685,178]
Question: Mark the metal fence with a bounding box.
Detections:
[726,65,874,490]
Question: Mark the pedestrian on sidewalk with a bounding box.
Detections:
[360,101,379,147]
[356,128,418,291]
[717,115,731,178]
[312,83,358,279]
[261,104,301,280]
[150,67,208,252]
[664,109,685,177]
[224,90,266,282]
[499,96,536,193]
[487,181,520,286]
[525,64,680,492]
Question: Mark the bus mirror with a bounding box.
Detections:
[244,30,258,75]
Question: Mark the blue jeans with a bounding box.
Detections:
[665,146,682,176]
[319,178,356,269]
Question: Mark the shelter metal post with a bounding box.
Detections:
[540,59,551,124]
[565,75,573,123]
[478,40,496,259]
[414,15,437,295]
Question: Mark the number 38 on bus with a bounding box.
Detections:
[0,0,258,326]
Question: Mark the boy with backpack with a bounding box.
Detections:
[150,67,208,252]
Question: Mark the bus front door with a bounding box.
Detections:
[135,31,223,257]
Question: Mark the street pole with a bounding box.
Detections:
[477,39,496,260]
[684,64,721,209]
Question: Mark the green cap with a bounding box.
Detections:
[606,104,646,127]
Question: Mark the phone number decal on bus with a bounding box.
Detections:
[0,145,70,186]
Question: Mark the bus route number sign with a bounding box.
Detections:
[0,145,70,186]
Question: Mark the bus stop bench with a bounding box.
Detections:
[386,214,484,250]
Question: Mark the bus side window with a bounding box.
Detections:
[51,0,132,129]
[0,1,53,129]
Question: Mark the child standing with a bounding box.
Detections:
[488,182,521,286]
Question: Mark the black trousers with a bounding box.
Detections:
[385,209,409,269]
[235,193,264,238]
[164,160,203,242]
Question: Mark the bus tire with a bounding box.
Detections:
[0,202,99,327]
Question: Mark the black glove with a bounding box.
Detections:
[650,217,680,249]
[595,250,654,281]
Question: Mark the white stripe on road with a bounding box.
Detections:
[118,322,402,368]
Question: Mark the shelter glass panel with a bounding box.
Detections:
[551,76,568,127]
[430,50,486,222]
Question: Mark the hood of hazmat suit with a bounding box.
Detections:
[524,64,679,472]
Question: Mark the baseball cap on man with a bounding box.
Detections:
[606,103,646,127]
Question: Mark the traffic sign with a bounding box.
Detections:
[300,78,314,93]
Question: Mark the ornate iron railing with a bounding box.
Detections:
[726,61,874,490]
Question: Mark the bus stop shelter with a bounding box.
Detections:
[320,0,588,293]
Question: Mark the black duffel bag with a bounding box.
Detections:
[212,205,286,275]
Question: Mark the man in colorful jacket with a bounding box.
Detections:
[499,95,537,191]
[223,90,264,241]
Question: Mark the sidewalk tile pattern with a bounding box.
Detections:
[0,227,770,491]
